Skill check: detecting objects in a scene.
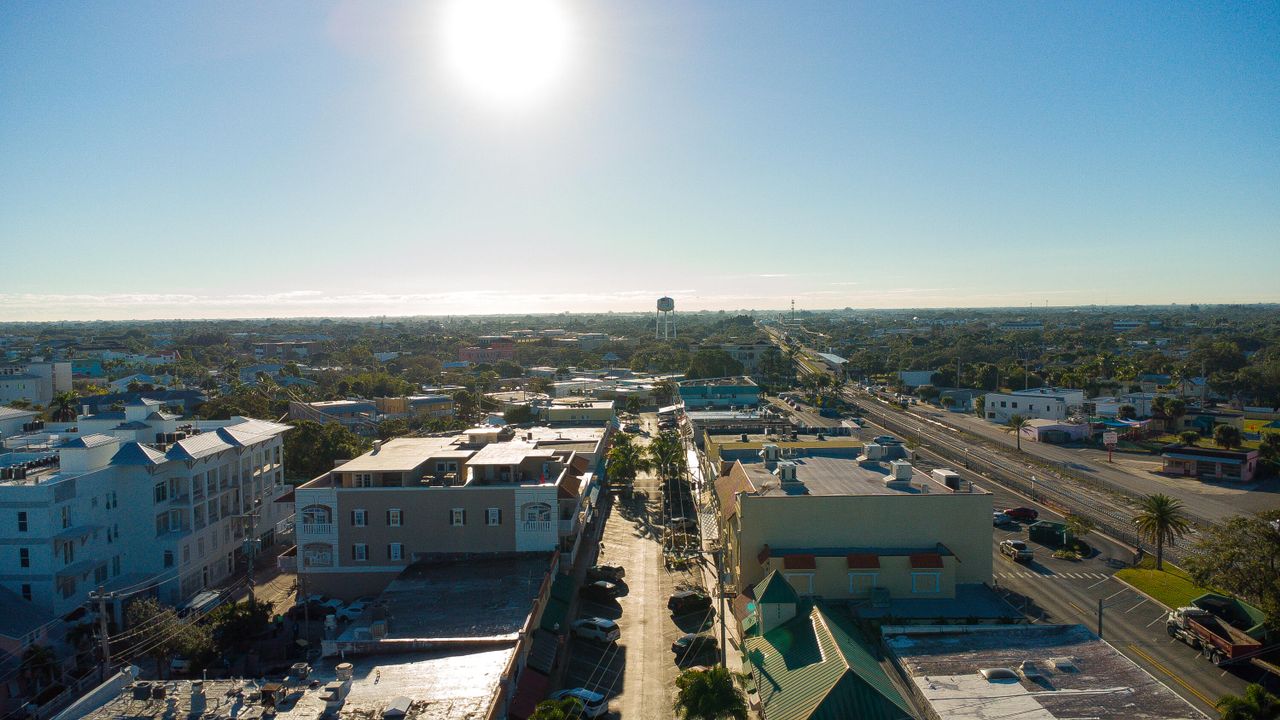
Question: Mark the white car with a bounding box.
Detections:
[336,601,368,622]
[571,617,620,643]
[549,688,608,718]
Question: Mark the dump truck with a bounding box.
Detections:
[1166,606,1262,665]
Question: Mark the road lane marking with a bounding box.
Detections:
[1089,576,1113,589]
[1126,642,1216,708]
[1104,588,1128,600]
[1147,614,1167,628]
[1126,598,1148,613]
[1067,601,1087,615]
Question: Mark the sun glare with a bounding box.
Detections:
[439,0,574,109]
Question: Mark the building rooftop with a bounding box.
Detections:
[335,437,463,473]
[0,405,40,421]
[679,376,759,387]
[738,453,973,497]
[885,624,1205,720]
[378,556,552,638]
[468,440,557,466]
[997,387,1083,398]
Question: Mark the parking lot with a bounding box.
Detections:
[557,414,716,718]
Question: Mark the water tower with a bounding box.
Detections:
[656,296,676,340]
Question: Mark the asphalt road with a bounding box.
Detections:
[558,413,711,719]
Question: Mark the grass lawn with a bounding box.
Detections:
[1114,558,1219,610]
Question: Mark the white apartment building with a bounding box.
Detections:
[0,361,72,407]
[0,410,291,618]
[983,387,1085,424]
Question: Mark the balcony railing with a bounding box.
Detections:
[520,520,553,534]
[299,522,335,535]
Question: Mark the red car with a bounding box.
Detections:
[1003,507,1039,523]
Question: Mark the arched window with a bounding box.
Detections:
[520,502,552,523]
[300,505,332,524]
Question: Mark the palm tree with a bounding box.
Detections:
[649,431,687,482]
[1006,414,1030,451]
[1163,397,1187,433]
[528,697,585,720]
[1214,424,1243,450]
[607,435,652,490]
[673,666,749,720]
[1216,683,1280,720]
[49,390,78,422]
[1133,493,1192,571]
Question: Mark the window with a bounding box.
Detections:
[450,508,466,527]
[1011,402,1018,408]
[848,572,878,596]
[20,584,31,601]
[353,473,373,488]
[387,509,403,527]
[61,507,70,529]
[783,572,814,595]
[164,550,175,568]
[62,541,74,565]
[113,555,121,576]
[154,481,168,503]
[19,548,30,568]
[1000,401,1007,408]
[911,572,941,594]
[486,508,502,526]
[17,511,27,532]
[94,565,107,584]
[351,509,368,527]
[388,543,404,560]
[197,537,205,558]
[352,543,368,562]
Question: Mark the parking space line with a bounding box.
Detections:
[1104,588,1128,601]
[1146,614,1166,628]
[1089,576,1112,588]
[1126,598,1148,613]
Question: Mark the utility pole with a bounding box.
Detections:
[1097,597,1104,638]
[237,502,261,605]
[715,547,727,668]
[93,586,111,670]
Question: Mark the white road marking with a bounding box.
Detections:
[1105,588,1128,601]
[1146,614,1166,628]
[1126,598,1148,613]
[1089,576,1113,588]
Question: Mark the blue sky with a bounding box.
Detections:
[2,1,1278,320]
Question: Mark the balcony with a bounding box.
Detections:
[299,522,335,536]
[520,520,553,534]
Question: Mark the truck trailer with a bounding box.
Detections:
[1166,606,1262,665]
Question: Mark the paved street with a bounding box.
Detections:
[557,413,713,719]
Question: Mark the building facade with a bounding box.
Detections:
[678,377,761,410]
[0,361,72,407]
[983,387,1085,423]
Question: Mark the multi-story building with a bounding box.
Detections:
[982,387,1085,424]
[0,408,290,618]
[295,426,605,598]
[546,400,615,425]
[374,394,455,419]
[714,443,991,601]
[0,406,41,442]
[0,361,72,406]
[678,377,761,410]
[459,336,516,364]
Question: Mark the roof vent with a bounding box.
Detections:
[979,667,1018,681]
[1049,656,1078,672]
[863,443,884,461]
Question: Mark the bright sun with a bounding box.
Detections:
[439,0,574,109]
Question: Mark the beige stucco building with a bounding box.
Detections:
[295,426,606,598]
[714,443,991,603]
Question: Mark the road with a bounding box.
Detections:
[557,413,712,719]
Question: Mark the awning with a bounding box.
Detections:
[910,553,944,569]
[783,554,816,570]
[507,669,551,720]
[847,553,880,569]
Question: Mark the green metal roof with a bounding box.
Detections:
[756,570,800,605]
[539,573,577,632]
[745,602,914,720]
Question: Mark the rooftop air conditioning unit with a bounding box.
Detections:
[890,460,913,481]
[863,443,883,460]
[775,460,798,483]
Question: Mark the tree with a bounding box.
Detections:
[283,420,371,481]
[973,395,985,416]
[122,597,212,675]
[673,666,749,720]
[1006,414,1030,451]
[940,394,955,409]
[528,697,585,720]
[1179,430,1201,446]
[607,434,651,489]
[1216,683,1280,720]
[624,396,644,415]
[19,644,59,690]
[503,404,535,424]
[917,385,941,403]
[1133,493,1192,571]
[1163,397,1187,431]
[1185,510,1280,630]
[1065,513,1095,546]
[46,390,79,422]
[685,349,744,380]
[649,430,687,482]
[1117,404,1137,420]
[208,599,273,653]
[1214,424,1243,450]
[1260,433,1280,473]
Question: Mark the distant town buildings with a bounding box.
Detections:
[982,387,1085,423]
[0,360,71,406]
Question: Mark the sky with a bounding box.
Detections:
[1,1,1278,321]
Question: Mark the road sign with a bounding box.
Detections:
[1103,432,1118,446]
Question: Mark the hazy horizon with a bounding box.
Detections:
[3,2,1278,322]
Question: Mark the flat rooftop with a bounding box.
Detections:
[885,624,1205,720]
[333,437,464,473]
[380,556,552,638]
[739,454,969,496]
[468,440,557,466]
[679,376,758,387]
[80,650,513,720]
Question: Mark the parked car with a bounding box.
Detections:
[321,598,345,611]
[993,512,1011,526]
[1003,507,1039,523]
[548,688,608,718]
[671,633,718,663]
[586,565,625,583]
[170,656,192,674]
[571,617,621,644]
[667,590,712,615]
[1000,539,1034,562]
[336,600,370,622]
[623,423,641,433]
[579,580,620,603]
[669,516,698,532]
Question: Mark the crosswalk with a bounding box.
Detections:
[996,571,1110,580]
